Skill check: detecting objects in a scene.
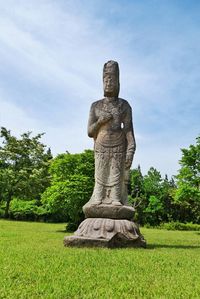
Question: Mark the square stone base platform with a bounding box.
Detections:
[64,232,146,249]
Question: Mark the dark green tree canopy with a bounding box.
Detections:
[41,150,94,228]
[174,136,200,223]
[0,127,52,217]
[177,136,200,188]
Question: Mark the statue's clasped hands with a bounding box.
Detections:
[98,113,113,125]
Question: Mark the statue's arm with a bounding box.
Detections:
[123,104,136,168]
[87,103,99,138]
[88,102,113,138]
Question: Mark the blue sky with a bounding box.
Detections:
[0,0,199,177]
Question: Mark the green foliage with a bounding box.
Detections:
[144,195,164,225]
[130,165,144,198]
[42,175,93,226]
[175,136,200,223]
[158,221,200,231]
[10,198,37,220]
[1,220,200,299]
[129,166,176,226]
[129,165,146,223]
[142,168,163,225]
[177,136,200,188]
[0,127,52,217]
[0,125,199,227]
[0,208,5,218]
[129,138,200,226]
[143,167,162,197]
[49,150,94,183]
[42,150,94,228]
[8,198,48,221]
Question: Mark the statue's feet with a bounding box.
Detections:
[112,200,122,206]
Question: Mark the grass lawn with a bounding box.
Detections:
[0,220,200,299]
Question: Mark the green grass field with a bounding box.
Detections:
[0,220,200,299]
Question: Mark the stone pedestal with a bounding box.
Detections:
[83,203,135,219]
[64,204,146,248]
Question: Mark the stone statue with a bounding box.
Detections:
[64,61,146,248]
[87,60,136,206]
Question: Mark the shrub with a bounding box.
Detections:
[154,221,200,231]
[41,174,93,228]
[9,198,38,220]
[9,198,49,221]
[0,207,5,218]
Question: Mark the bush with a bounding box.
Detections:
[147,221,200,231]
[9,198,48,221]
[0,207,5,218]
[41,174,93,228]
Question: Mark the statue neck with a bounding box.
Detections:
[104,96,118,103]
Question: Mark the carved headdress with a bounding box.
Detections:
[103,60,120,97]
[103,60,119,79]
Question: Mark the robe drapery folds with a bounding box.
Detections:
[88,97,136,205]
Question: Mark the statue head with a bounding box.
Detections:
[103,60,120,97]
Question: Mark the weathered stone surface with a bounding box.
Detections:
[64,233,146,248]
[64,60,146,248]
[83,203,135,219]
[87,60,136,207]
[64,218,146,248]
[75,218,141,239]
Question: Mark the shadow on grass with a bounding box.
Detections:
[147,244,200,249]
[56,229,75,233]
[56,229,67,233]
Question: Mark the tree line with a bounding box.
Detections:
[0,127,199,229]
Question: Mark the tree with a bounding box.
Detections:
[0,127,52,217]
[130,165,144,199]
[143,167,162,198]
[142,167,164,225]
[49,150,94,182]
[159,175,177,222]
[129,166,177,225]
[176,136,200,189]
[129,165,146,224]
[41,150,94,228]
[175,136,200,223]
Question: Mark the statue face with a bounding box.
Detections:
[103,74,119,97]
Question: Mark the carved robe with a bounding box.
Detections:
[88,97,136,205]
